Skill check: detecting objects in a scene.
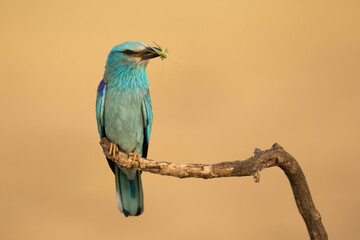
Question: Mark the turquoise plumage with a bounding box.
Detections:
[96,41,160,216]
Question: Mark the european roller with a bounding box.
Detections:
[96,41,163,216]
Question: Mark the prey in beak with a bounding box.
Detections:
[146,43,168,60]
[140,47,164,61]
[123,43,168,61]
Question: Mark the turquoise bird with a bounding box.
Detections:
[96,41,163,216]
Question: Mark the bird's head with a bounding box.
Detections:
[106,41,163,69]
[103,41,167,88]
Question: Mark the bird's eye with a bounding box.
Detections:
[123,50,133,55]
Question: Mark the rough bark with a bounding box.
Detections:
[100,137,328,240]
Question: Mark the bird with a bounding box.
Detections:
[96,41,162,216]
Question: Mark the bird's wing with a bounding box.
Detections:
[96,79,106,138]
[141,90,153,158]
[96,79,116,173]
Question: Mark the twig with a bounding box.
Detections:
[100,137,328,240]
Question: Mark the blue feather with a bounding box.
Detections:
[129,181,136,198]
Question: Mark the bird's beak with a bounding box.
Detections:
[138,47,162,61]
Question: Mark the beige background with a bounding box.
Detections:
[1,0,359,239]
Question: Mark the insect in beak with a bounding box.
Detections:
[148,42,168,60]
[139,42,168,61]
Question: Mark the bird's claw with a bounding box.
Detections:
[129,149,140,166]
[109,142,119,158]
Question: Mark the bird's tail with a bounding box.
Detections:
[115,165,144,217]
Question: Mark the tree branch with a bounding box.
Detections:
[100,137,328,240]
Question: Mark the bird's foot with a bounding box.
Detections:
[109,142,119,158]
[129,149,140,166]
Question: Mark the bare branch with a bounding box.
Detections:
[100,137,328,240]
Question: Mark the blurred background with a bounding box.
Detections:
[1,0,359,239]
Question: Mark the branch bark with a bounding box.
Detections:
[100,137,328,240]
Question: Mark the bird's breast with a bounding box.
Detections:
[104,88,146,154]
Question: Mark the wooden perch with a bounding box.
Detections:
[100,137,328,240]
